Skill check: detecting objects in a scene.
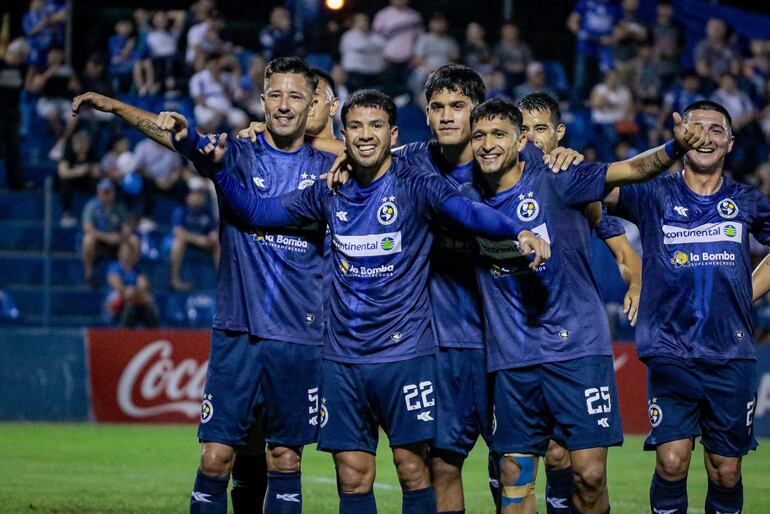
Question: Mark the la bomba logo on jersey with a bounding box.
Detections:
[251,230,309,253]
[662,221,740,268]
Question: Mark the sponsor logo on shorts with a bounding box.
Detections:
[717,198,739,219]
[377,196,398,225]
[597,417,609,428]
[417,410,433,422]
[200,398,214,424]
[648,399,663,427]
[333,231,402,257]
[662,221,742,245]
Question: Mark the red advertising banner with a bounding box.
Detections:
[87,329,210,423]
[612,342,649,434]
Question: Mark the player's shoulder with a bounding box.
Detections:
[392,158,437,182]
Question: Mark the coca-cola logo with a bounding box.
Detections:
[117,340,208,419]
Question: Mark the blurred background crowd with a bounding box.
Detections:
[2,0,770,337]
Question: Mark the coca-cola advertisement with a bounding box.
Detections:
[87,329,210,423]
[612,342,649,434]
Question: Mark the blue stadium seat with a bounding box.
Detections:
[0,289,22,324]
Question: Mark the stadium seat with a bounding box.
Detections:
[0,289,22,324]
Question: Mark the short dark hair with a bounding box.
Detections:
[517,92,561,126]
[424,64,486,105]
[341,89,397,127]
[470,98,522,131]
[264,57,318,93]
[683,100,733,130]
[310,67,336,97]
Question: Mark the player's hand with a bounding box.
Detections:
[321,150,351,190]
[237,121,266,142]
[543,146,585,172]
[672,111,708,152]
[517,230,550,270]
[72,92,116,116]
[198,133,228,163]
[156,111,189,142]
[623,282,640,327]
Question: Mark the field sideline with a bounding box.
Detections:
[0,424,767,513]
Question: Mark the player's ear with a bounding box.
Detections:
[516,131,528,152]
[556,123,566,143]
[726,132,735,154]
[390,125,400,147]
[330,97,340,117]
[260,93,265,115]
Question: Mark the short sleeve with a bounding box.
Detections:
[615,181,654,226]
[594,205,626,240]
[552,161,609,206]
[280,180,329,226]
[751,189,770,245]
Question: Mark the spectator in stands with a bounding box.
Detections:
[106,242,159,328]
[82,178,139,284]
[513,61,555,101]
[493,22,533,87]
[260,7,294,61]
[186,9,222,70]
[630,42,662,102]
[25,46,81,158]
[239,54,267,120]
[99,135,130,184]
[372,0,423,99]
[711,74,756,132]
[22,0,60,67]
[410,13,459,100]
[58,130,98,228]
[651,1,681,87]
[0,38,31,190]
[189,52,247,133]
[107,19,137,94]
[145,10,185,92]
[131,10,156,96]
[484,69,509,100]
[567,0,622,106]
[589,68,634,160]
[70,53,114,138]
[133,137,187,229]
[339,12,386,93]
[742,39,770,101]
[610,0,647,87]
[694,18,740,86]
[462,22,492,73]
[169,180,219,292]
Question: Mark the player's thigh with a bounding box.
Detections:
[490,366,551,456]
[365,354,437,449]
[542,356,623,451]
[433,347,488,456]
[260,341,322,448]
[318,359,379,454]
[699,358,758,457]
[198,330,264,447]
[643,356,702,450]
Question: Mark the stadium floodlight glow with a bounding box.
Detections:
[325,0,344,10]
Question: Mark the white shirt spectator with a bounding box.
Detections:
[339,28,386,74]
[146,29,180,58]
[190,68,239,112]
[186,21,210,64]
[711,87,755,125]
[134,139,183,181]
[590,82,633,124]
[372,5,423,64]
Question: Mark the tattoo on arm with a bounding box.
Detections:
[137,118,166,138]
[628,148,673,180]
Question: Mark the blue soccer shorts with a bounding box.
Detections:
[198,329,321,448]
[318,355,436,454]
[491,355,624,456]
[433,347,493,456]
[643,356,758,457]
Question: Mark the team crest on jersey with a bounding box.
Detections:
[378,196,398,225]
[516,193,540,222]
[717,198,739,219]
[648,399,662,427]
[298,172,316,190]
[200,399,214,424]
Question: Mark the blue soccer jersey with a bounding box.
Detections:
[394,141,484,349]
[594,204,626,240]
[476,153,613,372]
[279,158,457,363]
[615,171,770,360]
[210,134,335,344]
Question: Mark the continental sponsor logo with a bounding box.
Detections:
[333,231,402,257]
[662,222,742,245]
[476,222,551,260]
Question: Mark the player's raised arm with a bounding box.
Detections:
[752,254,770,302]
[71,92,173,150]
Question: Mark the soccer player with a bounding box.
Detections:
[517,91,642,514]
[468,98,707,514]
[601,100,769,514]
[74,57,337,514]
[170,89,550,514]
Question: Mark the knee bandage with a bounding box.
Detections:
[500,453,538,506]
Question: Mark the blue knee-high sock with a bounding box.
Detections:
[438,510,465,514]
[190,468,229,514]
[649,472,687,514]
[231,454,268,514]
[264,471,302,514]
[403,486,437,514]
[571,507,610,514]
[546,467,573,513]
[705,479,743,514]
[340,491,377,514]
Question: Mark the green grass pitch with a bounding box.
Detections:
[0,424,767,513]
